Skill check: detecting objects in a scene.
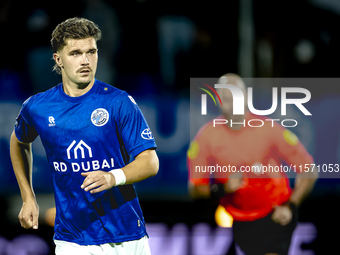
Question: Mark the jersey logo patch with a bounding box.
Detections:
[141,128,154,140]
[128,95,137,105]
[91,108,109,127]
[187,141,199,160]
[49,116,56,127]
[67,140,92,159]
[283,129,298,146]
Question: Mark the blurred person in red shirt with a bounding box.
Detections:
[188,74,318,255]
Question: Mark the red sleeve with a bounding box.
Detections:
[271,121,314,171]
[187,123,213,185]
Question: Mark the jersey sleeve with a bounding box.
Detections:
[114,92,156,159]
[271,122,314,171]
[14,96,39,143]
[187,124,213,185]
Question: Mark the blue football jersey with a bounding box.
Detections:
[14,79,157,245]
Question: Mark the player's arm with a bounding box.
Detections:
[274,128,318,207]
[119,148,159,184]
[272,167,317,226]
[187,137,212,199]
[10,131,39,230]
[81,149,159,193]
[271,127,317,225]
[187,125,241,200]
[290,167,318,206]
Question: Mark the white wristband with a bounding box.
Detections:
[110,169,126,186]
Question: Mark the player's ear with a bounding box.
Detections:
[53,52,63,68]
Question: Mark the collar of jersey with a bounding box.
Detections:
[58,79,98,103]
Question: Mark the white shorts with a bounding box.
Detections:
[54,235,151,255]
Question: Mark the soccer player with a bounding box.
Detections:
[10,17,159,255]
[188,74,318,255]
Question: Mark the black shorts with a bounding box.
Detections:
[232,205,298,255]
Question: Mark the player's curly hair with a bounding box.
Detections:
[51,17,102,74]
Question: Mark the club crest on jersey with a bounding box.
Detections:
[91,108,109,126]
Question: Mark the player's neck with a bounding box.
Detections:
[62,78,95,97]
[224,111,249,131]
[229,119,245,131]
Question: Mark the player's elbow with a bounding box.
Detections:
[149,152,159,177]
[142,150,158,178]
[311,170,319,181]
[307,166,319,181]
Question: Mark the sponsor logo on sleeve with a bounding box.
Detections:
[187,141,199,159]
[283,129,299,146]
[141,128,154,140]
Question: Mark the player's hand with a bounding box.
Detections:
[224,172,243,193]
[81,171,116,194]
[18,199,39,230]
[271,205,292,226]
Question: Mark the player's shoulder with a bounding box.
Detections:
[95,79,132,101]
[95,80,139,115]
[194,118,219,141]
[249,113,300,145]
[22,84,60,109]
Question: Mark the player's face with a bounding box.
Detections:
[56,37,98,87]
[218,88,234,117]
[218,86,247,118]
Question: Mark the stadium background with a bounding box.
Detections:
[0,0,340,254]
